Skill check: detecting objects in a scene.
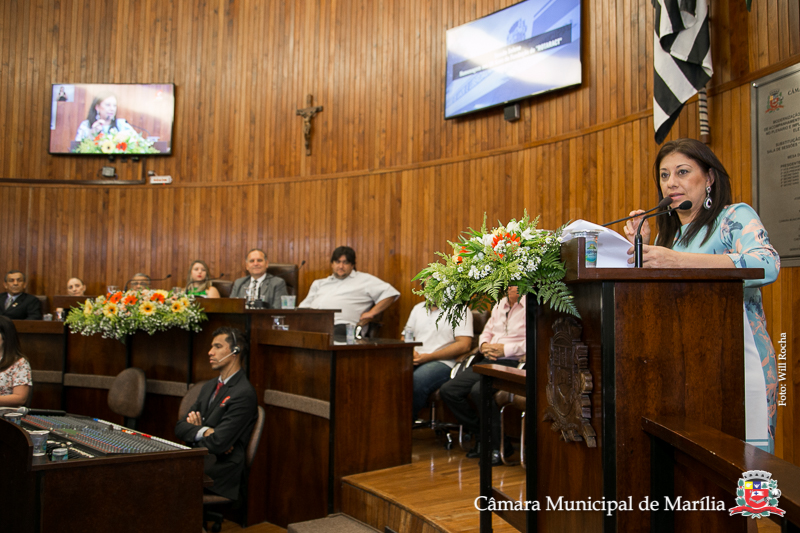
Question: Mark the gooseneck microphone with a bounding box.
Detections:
[602,197,672,227]
[634,201,692,267]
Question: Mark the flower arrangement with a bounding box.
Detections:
[72,128,160,155]
[413,212,579,329]
[66,289,208,341]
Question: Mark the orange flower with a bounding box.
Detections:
[123,294,138,305]
[94,133,103,141]
[150,293,165,304]
[109,291,123,304]
[116,141,127,151]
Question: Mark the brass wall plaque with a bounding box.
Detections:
[543,317,596,447]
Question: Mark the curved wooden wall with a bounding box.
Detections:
[0,0,798,460]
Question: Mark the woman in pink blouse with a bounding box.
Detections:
[0,316,31,407]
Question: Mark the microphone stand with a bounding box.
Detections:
[602,197,672,227]
[634,201,692,267]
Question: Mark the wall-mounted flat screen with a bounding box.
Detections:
[445,0,581,119]
[49,83,175,155]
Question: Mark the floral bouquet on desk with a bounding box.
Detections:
[413,211,579,329]
[72,128,160,155]
[66,289,208,341]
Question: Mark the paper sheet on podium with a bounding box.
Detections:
[560,220,633,268]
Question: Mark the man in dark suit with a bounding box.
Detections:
[175,327,258,500]
[229,248,287,308]
[0,271,42,320]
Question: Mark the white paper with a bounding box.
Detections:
[560,220,633,268]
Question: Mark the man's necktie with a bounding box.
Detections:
[210,380,223,403]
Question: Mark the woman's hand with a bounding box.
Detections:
[626,244,681,267]
[623,210,650,245]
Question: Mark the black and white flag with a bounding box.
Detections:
[653,0,713,144]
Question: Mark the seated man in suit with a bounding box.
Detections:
[439,286,525,466]
[230,249,287,308]
[0,271,42,320]
[299,246,399,336]
[175,327,258,500]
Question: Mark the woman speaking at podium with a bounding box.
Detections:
[623,138,780,453]
[0,316,31,407]
[74,92,136,142]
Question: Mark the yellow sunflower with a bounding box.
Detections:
[102,302,118,317]
[171,300,185,313]
[139,301,155,316]
[100,140,114,154]
[154,289,169,298]
[179,296,190,308]
[83,300,93,316]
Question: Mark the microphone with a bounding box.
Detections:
[298,260,306,269]
[634,201,692,267]
[602,197,672,227]
[214,346,240,364]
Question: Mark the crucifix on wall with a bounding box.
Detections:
[296,94,323,156]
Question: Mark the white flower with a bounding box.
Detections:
[521,228,534,241]
[476,252,485,260]
[481,234,494,246]
[506,221,520,233]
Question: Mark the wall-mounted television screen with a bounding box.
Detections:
[445,0,581,119]
[49,83,175,155]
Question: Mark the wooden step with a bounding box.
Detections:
[287,513,379,533]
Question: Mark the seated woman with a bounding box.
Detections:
[66,277,86,297]
[624,138,780,453]
[74,92,136,142]
[185,260,220,298]
[0,316,32,407]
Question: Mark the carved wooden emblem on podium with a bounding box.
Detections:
[543,317,596,447]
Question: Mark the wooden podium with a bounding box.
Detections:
[476,238,764,532]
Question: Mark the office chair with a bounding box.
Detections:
[203,405,265,532]
[107,367,146,430]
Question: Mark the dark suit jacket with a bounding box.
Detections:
[0,293,43,320]
[174,371,258,500]
[230,274,287,309]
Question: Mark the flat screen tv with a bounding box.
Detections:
[445,0,581,119]
[49,83,175,155]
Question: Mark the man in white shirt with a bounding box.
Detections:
[298,246,399,336]
[440,286,526,466]
[404,302,473,420]
[230,249,288,308]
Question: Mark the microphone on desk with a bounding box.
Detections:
[298,260,306,270]
[634,201,692,268]
[602,197,672,227]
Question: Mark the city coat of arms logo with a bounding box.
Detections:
[766,90,784,113]
[729,470,785,519]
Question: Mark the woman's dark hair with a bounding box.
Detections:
[330,246,356,269]
[186,260,212,293]
[653,138,733,248]
[85,91,118,124]
[0,316,25,372]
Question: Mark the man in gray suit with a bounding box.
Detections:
[230,249,287,309]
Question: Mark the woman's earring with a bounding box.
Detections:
[704,186,712,210]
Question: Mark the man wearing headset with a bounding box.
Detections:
[175,326,258,500]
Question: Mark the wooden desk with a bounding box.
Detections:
[249,323,414,527]
[1,417,206,533]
